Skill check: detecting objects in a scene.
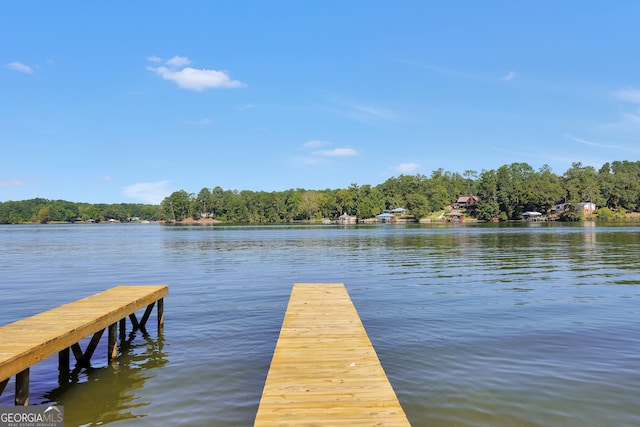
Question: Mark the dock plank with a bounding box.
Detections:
[254,283,410,426]
[0,285,168,382]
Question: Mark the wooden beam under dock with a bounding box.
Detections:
[254,283,410,426]
[0,285,168,405]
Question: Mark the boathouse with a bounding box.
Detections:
[523,211,543,221]
[376,213,396,223]
[445,211,464,222]
[337,212,357,224]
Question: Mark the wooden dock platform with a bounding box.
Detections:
[0,285,168,405]
[254,283,410,426]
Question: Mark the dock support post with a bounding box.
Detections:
[0,378,8,396]
[108,323,118,362]
[58,348,70,384]
[128,313,140,331]
[158,298,164,332]
[139,302,155,330]
[71,329,105,368]
[15,369,29,406]
[82,329,104,367]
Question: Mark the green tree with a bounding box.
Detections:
[195,188,212,218]
[36,206,51,224]
[300,190,321,220]
[161,190,193,221]
[495,163,534,219]
[355,185,384,218]
[524,165,564,214]
[335,189,355,215]
[405,193,430,220]
[475,200,501,221]
[563,162,600,205]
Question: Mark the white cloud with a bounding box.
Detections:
[303,140,330,149]
[123,181,172,204]
[294,140,359,166]
[621,109,640,124]
[564,134,619,149]
[393,59,480,80]
[341,102,397,124]
[0,178,26,187]
[502,71,516,81]
[102,176,113,181]
[184,118,213,125]
[565,134,640,155]
[312,148,359,157]
[165,55,191,68]
[324,94,399,124]
[147,55,245,91]
[613,88,640,104]
[392,162,421,174]
[5,61,33,74]
[146,55,163,63]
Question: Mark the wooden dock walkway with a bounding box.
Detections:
[0,285,168,405]
[254,283,410,426]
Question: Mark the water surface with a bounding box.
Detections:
[0,223,638,426]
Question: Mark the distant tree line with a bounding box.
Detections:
[160,160,640,223]
[0,198,162,224]
[2,160,639,224]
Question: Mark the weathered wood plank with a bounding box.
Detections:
[254,283,410,426]
[0,285,168,382]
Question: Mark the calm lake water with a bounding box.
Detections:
[1,223,639,426]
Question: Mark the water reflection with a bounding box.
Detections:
[43,334,167,427]
[2,223,639,427]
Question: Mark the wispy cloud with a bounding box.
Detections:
[621,110,640,124]
[346,103,397,123]
[123,181,172,204]
[0,178,26,187]
[312,148,359,157]
[613,88,640,104]
[294,140,360,166]
[147,55,246,91]
[564,134,620,149]
[565,133,640,155]
[183,118,213,125]
[303,140,330,149]
[165,55,191,68]
[396,58,518,84]
[502,71,517,82]
[326,96,398,124]
[590,87,640,136]
[393,58,479,80]
[5,61,34,74]
[392,162,421,174]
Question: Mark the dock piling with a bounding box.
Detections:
[0,285,168,405]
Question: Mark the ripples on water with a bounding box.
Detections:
[0,223,639,426]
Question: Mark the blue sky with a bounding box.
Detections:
[2,1,640,204]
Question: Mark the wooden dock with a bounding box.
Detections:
[254,283,410,426]
[0,285,168,405]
